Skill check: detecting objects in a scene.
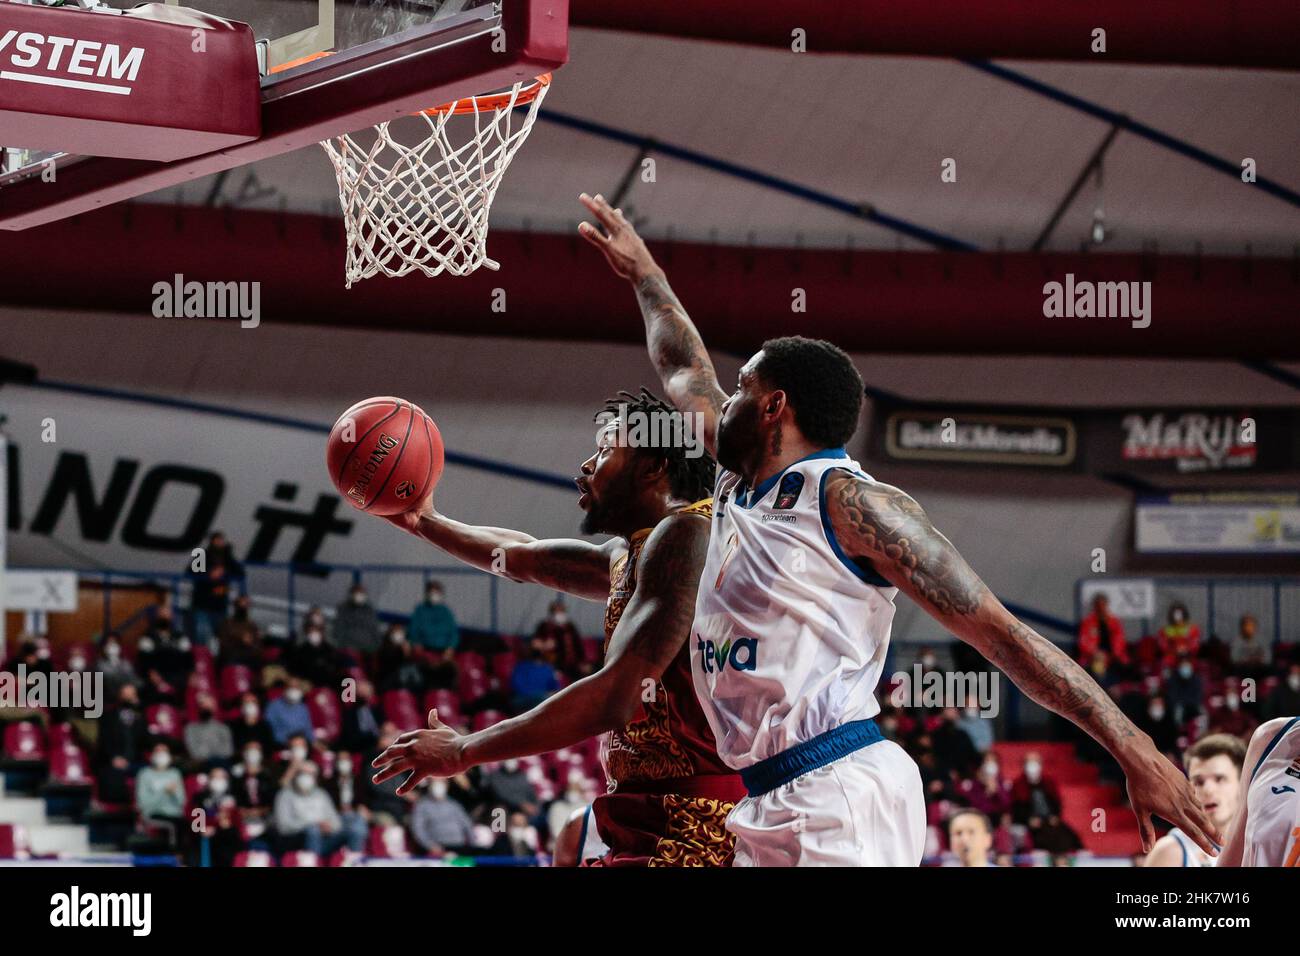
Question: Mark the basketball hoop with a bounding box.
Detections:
[319,73,551,286]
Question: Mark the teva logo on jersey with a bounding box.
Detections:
[50,886,151,936]
[346,434,401,505]
[696,636,758,673]
[0,31,145,96]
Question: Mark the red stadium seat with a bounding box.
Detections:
[456,651,486,673]
[146,704,183,739]
[3,722,47,762]
[472,710,503,733]
[491,653,517,685]
[48,743,92,786]
[220,664,254,703]
[366,823,411,859]
[422,689,461,726]
[458,669,488,703]
[46,723,76,750]
[307,688,342,743]
[192,644,215,679]
[281,850,321,867]
[233,850,277,867]
[381,689,421,730]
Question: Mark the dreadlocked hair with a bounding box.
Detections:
[595,387,716,503]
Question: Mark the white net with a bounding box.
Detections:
[320,76,550,286]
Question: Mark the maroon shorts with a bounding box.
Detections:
[585,774,747,867]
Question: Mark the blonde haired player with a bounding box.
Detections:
[1143,733,1244,867]
[1219,716,1300,867]
[579,191,1219,867]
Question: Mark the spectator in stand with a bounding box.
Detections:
[1264,663,1300,721]
[333,583,383,658]
[932,707,980,779]
[228,693,276,755]
[1076,592,1130,672]
[278,733,316,783]
[1009,751,1061,827]
[1165,654,1205,725]
[1157,602,1201,666]
[955,702,994,755]
[195,765,234,817]
[1031,815,1084,856]
[409,581,460,655]
[1229,614,1272,681]
[184,692,235,769]
[411,778,475,856]
[95,633,138,702]
[374,623,425,693]
[187,531,244,647]
[136,741,186,848]
[136,607,194,706]
[324,751,371,856]
[508,646,560,713]
[96,683,148,804]
[273,761,362,858]
[339,679,382,755]
[484,811,541,858]
[1137,695,1181,755]
[217,595,262,669]
[947,809,995,867]
[956,754,1012,819]
[192,775,245,869]
[231,741,275,818]
[481,758,540,818]
[284,618,341,688]
[529,599,585,677]
[264,679,314,746]
[1206,685,1257,739]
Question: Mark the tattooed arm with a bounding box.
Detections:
[371,511,710,790]
[578,192,726,455]
[825,471,1221,855]
[381,501,618,602]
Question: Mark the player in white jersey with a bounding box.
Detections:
[578,192,1219,866]
[1143,733,1244,867]
[1219,716,1300,867]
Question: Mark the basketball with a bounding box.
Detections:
[325,396,444,516]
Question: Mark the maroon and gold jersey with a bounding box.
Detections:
[588,498,744,867]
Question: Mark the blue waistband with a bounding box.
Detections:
[739,719,884,797]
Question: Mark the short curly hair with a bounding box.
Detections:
[756,336,864,448]
[595,387,716,502]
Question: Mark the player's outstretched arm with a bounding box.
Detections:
[824,471,1221,857]
[370,512,709,792]
[382,501,616,602]
[577,192,726,456]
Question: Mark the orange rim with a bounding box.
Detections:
[422,73,551,116]
[271,52,548,116]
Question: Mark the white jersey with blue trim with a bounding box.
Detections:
[1168,827,1215,867]
[1243,716,1300,867]
[691,448,899,770]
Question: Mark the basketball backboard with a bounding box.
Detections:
[0,0,568,229]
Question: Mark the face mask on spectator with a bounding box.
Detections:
[1226,695,1240,711]
[138,637,156,654]
[210,777,229,796]
[981,761,999,779]
[550,611,568,626]
[1149,705,1166,722]
[427,590,443,604]
[920,654,936,669]
[291,745,309,762]
[1289,673,1300,692]
[502,759,520,773]
[431,780,449,799]
[306,629,323,647]
[509,826,532,844]
[285,687,304,704]
[1178,663,1193,679]
[337,758,353,775]
[351,591,367,606]
[242,703,259,720]
[69,655,86,671]
[36,647,51,661]
[1024,760,1042,783]
[390,630,407,645]
[152,751,171,770]
[244,749,262,768]
[295,773,316,794]
[105,643,121,661]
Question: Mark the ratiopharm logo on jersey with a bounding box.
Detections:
[0,30,145,96]
[696,635,759,673]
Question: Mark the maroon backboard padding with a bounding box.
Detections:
[572,0,1300,70]
[1,204,1296,360]
[0,2,260,161]
[0,0,569,230]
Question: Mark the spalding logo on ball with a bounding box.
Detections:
[326,397,445,516]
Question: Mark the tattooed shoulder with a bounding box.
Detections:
[826,471,988,618]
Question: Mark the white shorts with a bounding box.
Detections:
[727,739,925,867]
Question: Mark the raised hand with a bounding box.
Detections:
[577,192,657,281]
[369,709,469,795]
